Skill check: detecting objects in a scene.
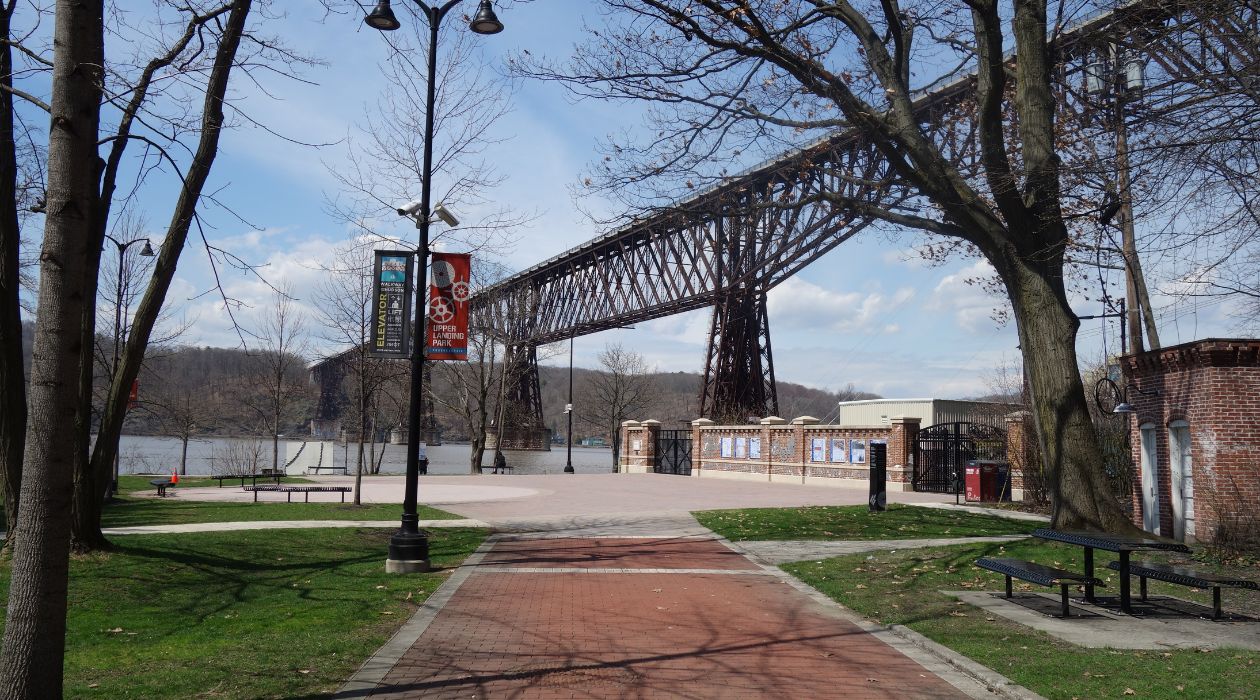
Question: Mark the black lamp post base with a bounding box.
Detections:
[563,466,574,473]
[386,531,430,573]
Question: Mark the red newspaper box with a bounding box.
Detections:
[964,462,982,502]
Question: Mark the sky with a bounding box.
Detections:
[78,0,1248,403]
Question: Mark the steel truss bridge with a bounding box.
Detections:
[469,0,1257,431]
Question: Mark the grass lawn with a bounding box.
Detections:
[783,539,1260,699]
[101,475,462,527]
[694,503,1034,541]
[0,527,487,699]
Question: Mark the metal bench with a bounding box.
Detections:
[976,557,1105,617]
[1107,560,1258,619]
[243,485,352,503]
[149,479,173,497]
[488,464,514,474]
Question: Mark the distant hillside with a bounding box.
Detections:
[533,364,879,437]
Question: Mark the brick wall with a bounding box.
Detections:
[1123,339,1260,543]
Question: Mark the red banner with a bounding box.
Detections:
[128,379,139,410]
[426,252,471,361]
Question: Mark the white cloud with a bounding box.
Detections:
[928,260,1010,332]
[767,277,914,334]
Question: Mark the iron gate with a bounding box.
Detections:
[913,422,1007,493]
[655,429,693,475]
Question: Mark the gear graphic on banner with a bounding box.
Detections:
[429,297,455,324]
[431,260,456,288]
[451,280,472,302]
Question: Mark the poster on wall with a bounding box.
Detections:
[850,439,867,464]
[720,437,733,458]
[368,250,414,358]
[735,437,747,458]
[830,438,847,463]
[749,438,762,459]
[426,252,471,361]
[811,438,826,462]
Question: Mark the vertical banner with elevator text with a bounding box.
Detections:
[369,250,415,359]
[426,252,471,361]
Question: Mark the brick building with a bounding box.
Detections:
[1121,338,1260,544]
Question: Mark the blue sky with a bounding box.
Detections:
[87,0,1244,401]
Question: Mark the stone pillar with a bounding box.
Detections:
[620,420,641,473]
[791,416,818,467]
[1004,411,1030,501]
[759,416,783,478]
[691,418,714,477]
[889,416,920,489]
[640,419,661,473]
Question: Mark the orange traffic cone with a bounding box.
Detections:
[170,470,179,485]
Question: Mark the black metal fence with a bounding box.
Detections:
[913,422,1007,493]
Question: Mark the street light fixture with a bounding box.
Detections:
[364,0,505,574]
[103,234,155,495]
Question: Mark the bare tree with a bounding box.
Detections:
[315,243,408,501]
[243,285,311,474]
[509,0,1213,532]
[1,0,105,692]
[580,343,659,469]
[427,259,531,473]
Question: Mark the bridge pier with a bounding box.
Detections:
[699,289,778,422]
[494,344,552,451]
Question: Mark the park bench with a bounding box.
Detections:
[243,485,352,503]
[149,479,173,497]
[211,473,282,488]
[306,465,349,476]
[487,464,514,474]
[975,557,1105,618]
[1106,560,1258,619]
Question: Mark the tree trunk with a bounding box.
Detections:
[78,0,252,550]
[271,419,279,473]
[1,1,105,694]
[180,436,189,476]
[0,4,25,551]
[1000,254,1141,534]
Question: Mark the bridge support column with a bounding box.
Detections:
[491,344,552,451]
[699,290,778,422]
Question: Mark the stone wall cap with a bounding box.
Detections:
[691,418,716,426]
[621,420,641,427]
[1005,410,1031,421]
[791,415,821,424]
[760,416,787,425]
[639,419,662,426]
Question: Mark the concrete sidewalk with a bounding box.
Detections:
[338,533,1038,699]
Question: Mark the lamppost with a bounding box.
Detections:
[103,233,154,494]
[564,334,574,473]
[364,0,504,574]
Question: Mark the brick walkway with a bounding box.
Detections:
[353,537,975,699]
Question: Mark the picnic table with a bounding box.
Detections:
[1032,528,1190,613]
[211,473,282,488]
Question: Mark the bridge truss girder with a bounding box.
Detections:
[470,0,1257,422]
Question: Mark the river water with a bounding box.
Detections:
[115,435,617,476]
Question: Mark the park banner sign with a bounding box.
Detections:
[426,252,471,361]
[369,250,415,359]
